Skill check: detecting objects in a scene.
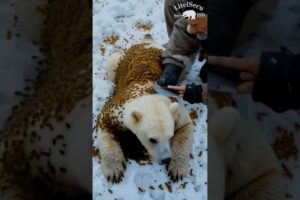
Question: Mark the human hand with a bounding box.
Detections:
[208,56,260,93]
[186,16,208,36]
[167,85,186,97]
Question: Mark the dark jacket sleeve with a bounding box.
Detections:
[183,84,203,104]
[252,52,300,112]
[162,18,202,68]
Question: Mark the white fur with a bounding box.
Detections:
[123,95,176,162]
[106,51,124,81]
[140,36,166,51]
[98,94,193,182]
[98,36,193,182]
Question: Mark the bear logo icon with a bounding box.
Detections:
[183,10,196,20]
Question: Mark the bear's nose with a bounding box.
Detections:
[144,34,152,38]
[160,157,171,165]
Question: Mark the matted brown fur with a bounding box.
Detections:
[0,0,91,199]
[97,44,163,131]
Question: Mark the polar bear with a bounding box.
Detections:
[96,34,194,183]
[208,92,285,200]
[183,10,196,20]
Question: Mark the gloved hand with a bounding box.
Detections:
[183,84,203,104]
[157,64,183,87]
[167,84,206,104]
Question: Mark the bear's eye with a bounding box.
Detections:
[149,138,157,144]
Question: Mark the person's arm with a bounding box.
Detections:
[157,18,203,87]
[162,18,202,68]
[252,52,300,112]
[208,53,300,112]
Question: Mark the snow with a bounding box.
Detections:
[92,0,207,199]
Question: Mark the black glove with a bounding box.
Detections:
[157,64,183,87]
[183,84,203,104]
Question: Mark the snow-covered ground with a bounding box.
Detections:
[92,0,208,199]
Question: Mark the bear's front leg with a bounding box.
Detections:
[98,128,126,183]
[167,111,193,182]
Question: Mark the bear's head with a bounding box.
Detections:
[124,94,178,164]
[139,34,165,50]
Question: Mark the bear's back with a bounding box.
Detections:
[98,44,163,130]
[115,44,163,91]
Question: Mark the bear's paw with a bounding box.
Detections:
[101,152,127,183]
[166,157,189,182]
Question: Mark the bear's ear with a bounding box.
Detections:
[169,102,179,116]
[131,110,142,123]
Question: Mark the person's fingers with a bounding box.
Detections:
[167,85,185,92]
[238,81,254,93]
[240,72,256,81]
[208,56,259,74]
[179,93,184,98]
[167,85,182,89]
